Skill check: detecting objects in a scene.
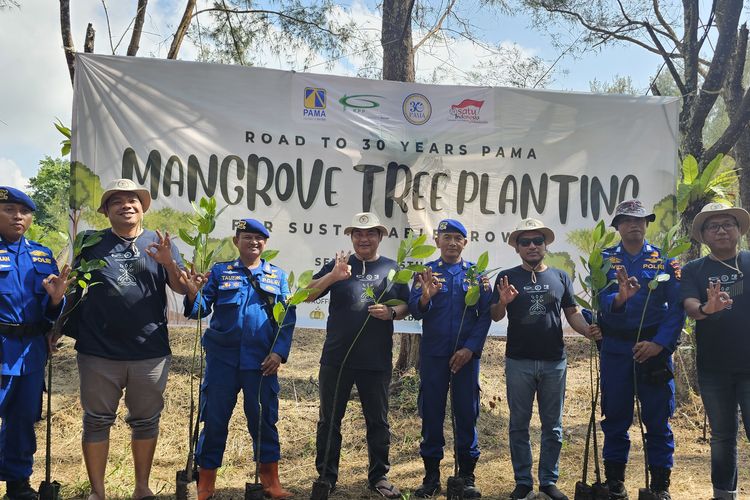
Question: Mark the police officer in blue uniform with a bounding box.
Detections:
[409,219,492,499]
[0,186,69,500]
[184,218,296,500]
[598,200,684,500]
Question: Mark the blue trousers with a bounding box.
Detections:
[600,349,675,468]
[698,369,750,499]
[0,368,44,481]
[195,355,281,468]
[505,357,566,487]
[419,355,480,460]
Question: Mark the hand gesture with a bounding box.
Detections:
[42,264,73,307]
[145,230,175,266]
[368,303,392,321]
[330,251,352,282]
[703,280,732,314]
[615,267,640,303]
[261,352,282,376]
[496,275,518,305]
[417,268,441,300]
[587,323,602,341]
[633,340,663,363]
[183,266,211,301]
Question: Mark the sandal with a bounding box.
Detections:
[369,478,401,499]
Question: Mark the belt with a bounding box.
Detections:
[601,324,658,342]
[0,322,49,338]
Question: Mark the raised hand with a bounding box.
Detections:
[42,264,73,307]
[330,251,352,282]
[703,280,733,314]
[145,229,175,266]
[417,268,441,301]
[615,267,640,304]
[496,275,519,305]
[183,266,211,301]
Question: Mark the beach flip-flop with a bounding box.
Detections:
[369,479,401,499]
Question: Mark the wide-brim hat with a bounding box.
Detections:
[611,199,655,227]
[344,212,388,236]
[507,218,555,247]
[98,178,152,214]
[691,202,750,243]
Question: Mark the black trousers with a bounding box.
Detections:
[315,364,391,487]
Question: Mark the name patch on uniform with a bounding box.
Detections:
[32,256,53,264]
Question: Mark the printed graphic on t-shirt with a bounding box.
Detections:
[709,272,743,308]
[356,271,382,303]
[523,283,550,316]
[111,248,141,288]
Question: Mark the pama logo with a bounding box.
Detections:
[402,93,431,125]
[303,87,327,120]
[449,99,485,123]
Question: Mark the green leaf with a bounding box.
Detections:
[297,270,314,288]
[410,245,436,259]
[656,273,671,282]
[667,242,691,259]
[648,279,659,290]
[392,269,414,284]
[397,244,407,264]
[54,118,71,138]
[414,234,427,246]
[405,264,426,273]
[383,298,406,306]
[178,229,196,247]
[287,271,295,290]
[575,295,593,310]
[273,301,286,323]
[83,273,91,280]
[593,219,605,242]
[476,251,489,272]
[465,286,480,306]
[261,249,279,261]
[61,142,71,156]
[77,279,87,289]
[682,155,698,184]
[387,268,397,282]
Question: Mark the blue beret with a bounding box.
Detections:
[235,218,270,238]
[0,186,36,211]
[437,219,467,237]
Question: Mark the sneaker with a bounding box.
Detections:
[509,483,533,499]
[540,484,569,500]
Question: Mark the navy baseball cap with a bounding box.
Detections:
[437,219,467,237]
[0,186,36,211]
[235,218,270,238]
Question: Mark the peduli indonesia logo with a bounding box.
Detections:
[402,93,431,125]
[448,99,485,123]
[303,87,327,120]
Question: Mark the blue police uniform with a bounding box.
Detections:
[598,241,683,469]
[185,258,295,467]
[408,257,492,461]
[0,187,63,482]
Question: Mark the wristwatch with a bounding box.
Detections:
[698,303,711,316]
[389,306,397,320]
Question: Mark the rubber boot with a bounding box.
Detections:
[648,467,671,500]
[260,462,291,499]
[197,467,217,500]
[6,479,38,500]
[603,461,628,500]
[414,457,441,498]
[458,456,481,499]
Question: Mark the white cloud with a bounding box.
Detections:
[0,158,29,189]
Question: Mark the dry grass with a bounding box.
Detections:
[25,328,748,499]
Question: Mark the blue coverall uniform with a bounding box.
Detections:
[598,242,684,469]
[409,258,492,460]
[185,259,295,467]
[0,236,62,481]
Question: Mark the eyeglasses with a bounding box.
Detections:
[703,222,738,233]
[518,236,545,247]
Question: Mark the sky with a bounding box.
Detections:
[0,0,664,189]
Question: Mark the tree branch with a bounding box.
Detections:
[645,22,687,96]
[414,0,456,51]
[100,0,115,55]
[168,0,196,59]
[192,7,340,37]
[652,0,681,50]
[127,0,148,56]
[705,89,750,161]
[84,23,96,53]
[220,0,245,65]
[59,0,75,86]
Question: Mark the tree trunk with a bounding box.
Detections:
[382,0,418,372]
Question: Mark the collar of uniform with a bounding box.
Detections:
[231,258,271,274]
[437,258,466,269]
[614,241,653,257]
[0,235,26,254]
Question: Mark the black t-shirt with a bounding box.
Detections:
[492,266,576,361]
[70,229,183,360]
[680,251,750,373]
[313,255,409,370]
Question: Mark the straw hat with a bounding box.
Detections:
[98,178,152,214]
[691,202,750,243]
[344,212,388,236]
[507,218,555,247]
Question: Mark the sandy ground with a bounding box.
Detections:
[18,327,749,499]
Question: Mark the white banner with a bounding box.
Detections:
[71,54,679,334]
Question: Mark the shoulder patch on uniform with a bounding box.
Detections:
[669,260,681,280]
[30,249,50,257]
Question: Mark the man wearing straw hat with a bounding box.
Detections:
[306,212,410,498]
[597,199,683,500]
[0,186,70,500]
[61,178,189,500]
[491,218,598,500]
[680,202,750,500]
